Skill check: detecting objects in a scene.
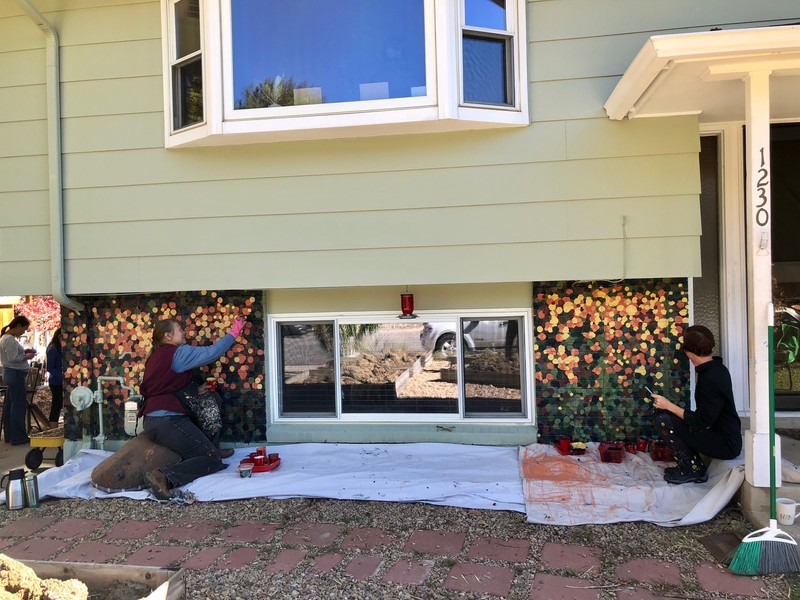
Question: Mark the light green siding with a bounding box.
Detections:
[268,284,532,314]
[1,1,797,296]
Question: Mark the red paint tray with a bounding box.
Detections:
[239,458,281,473]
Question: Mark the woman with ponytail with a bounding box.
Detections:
[139,315,246,500]
[0,316,35,445]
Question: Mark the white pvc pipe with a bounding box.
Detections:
[16,0,84,313]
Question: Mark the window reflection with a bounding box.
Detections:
[465,0,506,30]
[463,35,509,105]
[340,324,458,414]
[460,318,523,416]
[279,322,336,416]
[231,0,427,109]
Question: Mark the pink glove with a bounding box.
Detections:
[228,317,246,338]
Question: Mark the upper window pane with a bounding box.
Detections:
[175,0,201,59]
[463,34,510,105]
[465,0,506,30]
[231,0,427,110]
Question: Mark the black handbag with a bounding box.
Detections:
[173,380,223,439]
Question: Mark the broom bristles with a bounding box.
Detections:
[730,534,800,574]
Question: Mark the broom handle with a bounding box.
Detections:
[769,303,776,522]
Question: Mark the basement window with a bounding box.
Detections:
[272,312,530,422]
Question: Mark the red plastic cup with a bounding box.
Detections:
[558,436,571,452]
[253,455,265,466]
[636,438,649,452]
[268,453,279,464]
[206,378,217,392]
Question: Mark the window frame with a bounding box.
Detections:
[161,0,529,147]
[460,5,518,108]
[268,309,534,424]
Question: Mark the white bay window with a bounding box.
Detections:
[162,0,528,147]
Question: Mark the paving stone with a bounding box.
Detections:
[383,559,433,585]
[617,588,672,600]
[444,563,515,597]
[215,547,260,570]
[182,547,230,569]
[4,538,69,561]
[0,516,57,538]
[615,558,682,586]
[218,521,277,543]
[266,549,308,573]
[55,541,127,563]
[342,527,395,550]
[404,530,465,555]
[345,555,383,580]
[158,519,221,542]
[125,545,191,568]
[105,520,162,540]
[38,518,104,539]
[540,542,602,574]
[695,562,766,597]
[530,573,601,600]
[281,522,341,547]
[311,553,346,573]
[468,536,531,562]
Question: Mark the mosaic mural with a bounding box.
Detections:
[61,291,265,443]
[534,279,690,443]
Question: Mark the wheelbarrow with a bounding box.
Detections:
[26,426,64,469]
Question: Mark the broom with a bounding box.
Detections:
[729,303,800,574]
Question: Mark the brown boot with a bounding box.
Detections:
[144,469,171,500]
[218,447,234,459]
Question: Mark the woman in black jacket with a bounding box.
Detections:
[650,325,742,484]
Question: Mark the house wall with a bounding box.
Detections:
[4,0,796,297]
[59,278,687,448]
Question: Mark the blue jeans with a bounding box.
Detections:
[143,415,223,488]
[2,367,28,444]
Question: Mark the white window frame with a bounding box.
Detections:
[161,0,529,147]
[268,309,534,424]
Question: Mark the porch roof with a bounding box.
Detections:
[604,24,800,122]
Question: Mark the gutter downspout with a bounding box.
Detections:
[16,0,83,312]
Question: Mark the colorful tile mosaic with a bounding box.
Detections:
[534,280,690,443]
[61,291,265,443]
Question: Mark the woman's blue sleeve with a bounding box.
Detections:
[172,334,235,373]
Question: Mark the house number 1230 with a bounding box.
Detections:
[755,146,770,227]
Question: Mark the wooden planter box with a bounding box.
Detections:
[439,367,520,388]
[21,560,185,600]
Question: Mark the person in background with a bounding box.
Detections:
[0,316,36,445]
[650,325,742,484]
[139,316,246,500]
[46,328,63,428]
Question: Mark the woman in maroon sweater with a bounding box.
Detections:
[140,316,245,500]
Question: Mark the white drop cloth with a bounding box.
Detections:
[2,442,747,527]
[30,443,527,512]
[519,443,745,527]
